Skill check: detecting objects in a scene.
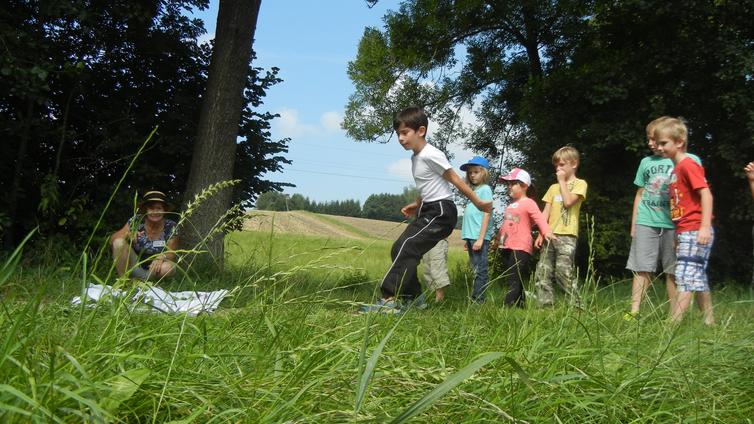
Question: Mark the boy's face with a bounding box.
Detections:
[654,133,683,160]
[396,123,426,153]
[646,131,661,155]
[554,159,577,178]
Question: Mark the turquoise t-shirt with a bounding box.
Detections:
[634,153,701,228]
[461,184,494,241]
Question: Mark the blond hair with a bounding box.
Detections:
[653,117,688,146]
[646,116,673,136]
[552,146,580,165]
[465,165,489,187]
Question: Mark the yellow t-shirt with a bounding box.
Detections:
[542,178,588,236]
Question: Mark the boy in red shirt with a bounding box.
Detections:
[654,118,714,325]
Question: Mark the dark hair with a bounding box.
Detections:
[393,106,429,131]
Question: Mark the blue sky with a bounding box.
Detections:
[189,1,476,205]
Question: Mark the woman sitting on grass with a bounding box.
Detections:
[111,190,178,281]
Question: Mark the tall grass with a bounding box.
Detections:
[1,225,753,422]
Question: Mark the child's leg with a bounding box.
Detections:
[435,287,445,302]
[629,272,652,314]
[553,236,581,307]
[423,239,450,301]
[380,200,456,301]
[671,291,693,322]
[672,229,714,323]
[695,291,714,325]
[535,240,556,306]
[626,225,665,314]
[665,274,677,315]
[659,227,678,314]
[504,249,531,307]
[469,240,491,302]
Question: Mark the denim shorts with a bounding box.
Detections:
[675,230,714,292]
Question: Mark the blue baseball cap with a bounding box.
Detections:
[460,156,490,171]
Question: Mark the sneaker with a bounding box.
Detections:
[623,311,640,322]
[403,294,428,311]
[359,298,402,314]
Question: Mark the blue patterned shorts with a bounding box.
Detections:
[674,230,714,292]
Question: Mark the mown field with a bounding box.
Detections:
[1,225,753,422]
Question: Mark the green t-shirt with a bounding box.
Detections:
[634,154,701,228]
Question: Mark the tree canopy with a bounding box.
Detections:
[0,0,290,251]
[345,0,754,281]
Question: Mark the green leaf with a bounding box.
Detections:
[389,352,503,423]
[99,368,151,413]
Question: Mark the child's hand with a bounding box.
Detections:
[534,233,544,249]
[630,224,635,238]
[544,232,557,242]
[744,162,754,181]
[474,199,493,213]
[697,226,712,245]
[463,243,468,252]
[401,202,418,218]
[556,169,567,183]
[472,239,483,251]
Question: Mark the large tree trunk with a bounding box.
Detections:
[182,0,262,269]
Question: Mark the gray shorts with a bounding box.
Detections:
[626,224,675,274]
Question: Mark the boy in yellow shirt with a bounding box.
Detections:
[534,146,588,307]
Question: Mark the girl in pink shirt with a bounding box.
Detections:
[496,168,555,307]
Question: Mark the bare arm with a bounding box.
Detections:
[473,211,491,251]
[443,169,492,212]
[534,202,552,249]
[401,197,421,218]
[630,188,643,238]
[556,171,581,208]
[164,237,179,261]
[697,187,713,245]
[745,162,754,199]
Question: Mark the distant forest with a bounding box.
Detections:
[256,188,419,223]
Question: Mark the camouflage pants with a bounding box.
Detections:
[535,235,581,307]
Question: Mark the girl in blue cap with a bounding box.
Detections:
[460,156,495,303]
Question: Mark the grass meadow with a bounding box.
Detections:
[1,228,754,422]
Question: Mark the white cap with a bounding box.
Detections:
[499,168,532,186]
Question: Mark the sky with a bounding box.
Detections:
[189,0,477,205]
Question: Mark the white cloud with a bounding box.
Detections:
[274,108,345,138]
[275,107,319,138]
[387,158,413,180]
[320,111,342,133]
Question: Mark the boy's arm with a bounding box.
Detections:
[697,187,713,245]
[745,162,754,199]
[630,188,643,238]
[442,169,492,212]
[401,197,421,218]
[556,172,581,208]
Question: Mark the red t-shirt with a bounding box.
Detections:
[499,197,551,255]
[669,156,711,232]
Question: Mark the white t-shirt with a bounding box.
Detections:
[411,144,453,202]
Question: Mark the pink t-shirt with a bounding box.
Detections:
[499,197,551,255]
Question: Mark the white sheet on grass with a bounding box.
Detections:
[72,283,229,316]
